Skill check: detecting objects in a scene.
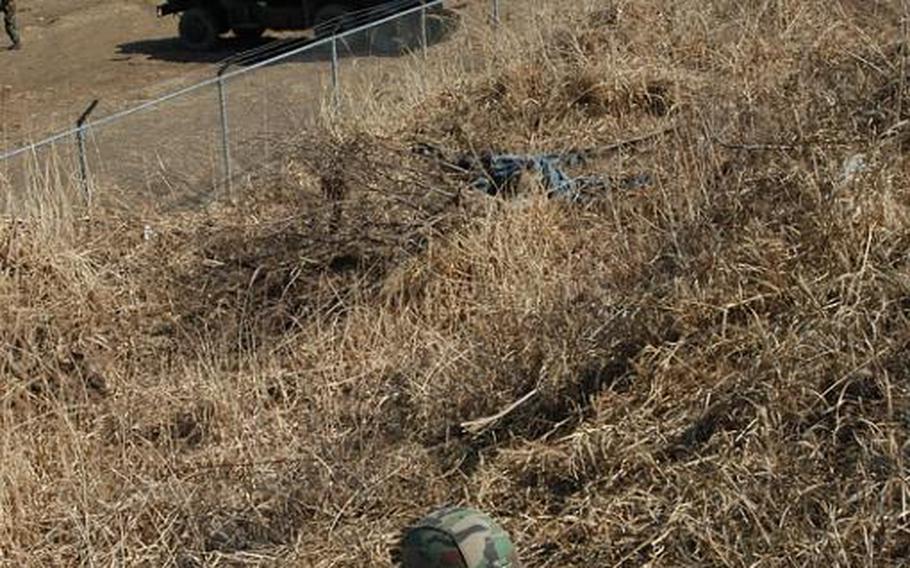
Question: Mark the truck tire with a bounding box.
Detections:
[179,8,220,51]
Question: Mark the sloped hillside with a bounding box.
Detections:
[2,1,909,565]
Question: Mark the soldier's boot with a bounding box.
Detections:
[6,26,20,49]
[4,5,21,50]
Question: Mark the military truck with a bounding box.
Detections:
[157,0,444,51]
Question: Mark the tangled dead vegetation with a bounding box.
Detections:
[3,0,910,565]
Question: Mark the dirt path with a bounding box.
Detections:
[0,0,464,151]
[0,0,282,148]
[0,0,466,215]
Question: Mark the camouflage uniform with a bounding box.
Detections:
[397,506,520,568]
[0,0,20,49]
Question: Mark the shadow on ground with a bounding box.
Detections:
[116,13,460,67]
[116,36,285,65]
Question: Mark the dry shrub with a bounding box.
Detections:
[3,0,910,566]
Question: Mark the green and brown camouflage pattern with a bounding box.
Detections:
[399,506,520,568]
[1,0,20,47]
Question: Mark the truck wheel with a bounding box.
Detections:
[179,8,220,51]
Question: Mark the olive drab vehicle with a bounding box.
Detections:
[156,0,454,52]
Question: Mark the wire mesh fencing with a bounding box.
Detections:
[0,0,506,218]
[83,83,226,213]
[220,41,335,192]
[0,135,84,217]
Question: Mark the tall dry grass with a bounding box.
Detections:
[3,0,910,565]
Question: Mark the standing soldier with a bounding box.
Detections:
[1,0,21,50]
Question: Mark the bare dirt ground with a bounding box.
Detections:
[0,0,302,147]
[0,0,469,215]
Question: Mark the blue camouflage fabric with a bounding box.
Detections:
[461,151,604,201]
[411,143,651,203]
[460,151,652,202]
[399,506,520,568]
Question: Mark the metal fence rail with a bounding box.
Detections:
[0,0,506,216]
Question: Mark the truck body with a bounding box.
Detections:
[156,0,445,51]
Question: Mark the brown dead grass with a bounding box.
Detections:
[3,0,910,565]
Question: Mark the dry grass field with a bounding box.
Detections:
[2,0,910,565]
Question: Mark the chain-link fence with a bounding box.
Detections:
[0,0,515,218]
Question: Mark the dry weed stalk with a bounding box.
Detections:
[2,0,910,566]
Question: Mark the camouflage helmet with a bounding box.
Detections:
[398,506,520,568]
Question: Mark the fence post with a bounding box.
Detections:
[331,35,341,110]
[75,99,98,207]
[216,68,232,195]
[492,0,500,25]
[420,1,428,58]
